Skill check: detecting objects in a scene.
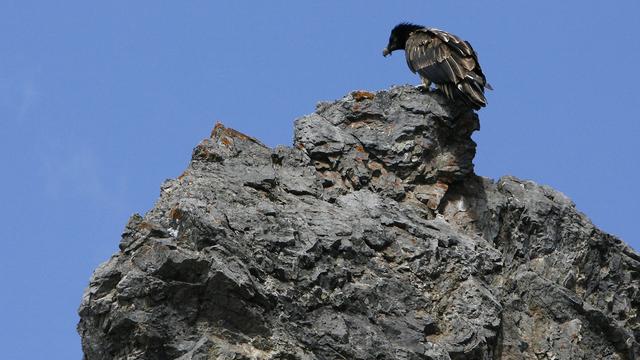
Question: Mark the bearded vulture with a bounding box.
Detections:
[383,23,492,110]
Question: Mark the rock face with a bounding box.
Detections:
[78,86,640,359]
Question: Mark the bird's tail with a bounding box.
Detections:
[438,81,487,110]
[461,80,488,109]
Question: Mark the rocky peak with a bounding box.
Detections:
[294,88,478,208]
[79,86,640,359]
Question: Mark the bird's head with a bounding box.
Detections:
[383,23,424,57]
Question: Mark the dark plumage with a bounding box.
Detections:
[383,23,492,110]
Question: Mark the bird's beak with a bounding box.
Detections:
[382,48,390,57]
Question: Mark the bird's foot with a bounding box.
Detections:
[414,84,431,92]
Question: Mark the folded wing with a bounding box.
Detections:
[405,28,490,109]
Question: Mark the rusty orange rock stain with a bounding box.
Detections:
[169,208,183,221]
[352,90,375,102]
[221,137,232,147]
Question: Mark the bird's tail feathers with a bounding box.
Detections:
[466,72,493,91]
[459,80,487,110]
[437,81,487,110]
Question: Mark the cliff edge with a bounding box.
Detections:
[78,86,640,359]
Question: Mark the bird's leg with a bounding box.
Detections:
[415,77,431,92]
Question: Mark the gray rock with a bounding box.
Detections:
[78,86,640,359]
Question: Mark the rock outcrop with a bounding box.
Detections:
[78,86,640,359]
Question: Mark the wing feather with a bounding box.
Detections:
[404,28,490,109]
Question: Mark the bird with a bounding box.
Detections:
[383,23,492,110]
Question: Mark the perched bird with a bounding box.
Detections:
[383,23,492,110]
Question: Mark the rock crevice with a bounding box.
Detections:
[79,86,640,359]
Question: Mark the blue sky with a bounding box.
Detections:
[1,1,639,358]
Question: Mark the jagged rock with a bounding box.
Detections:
[78,86,640,359]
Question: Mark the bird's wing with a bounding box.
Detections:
[406,29,483,85]
[430,29,490,88]
[405,28,489,107]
